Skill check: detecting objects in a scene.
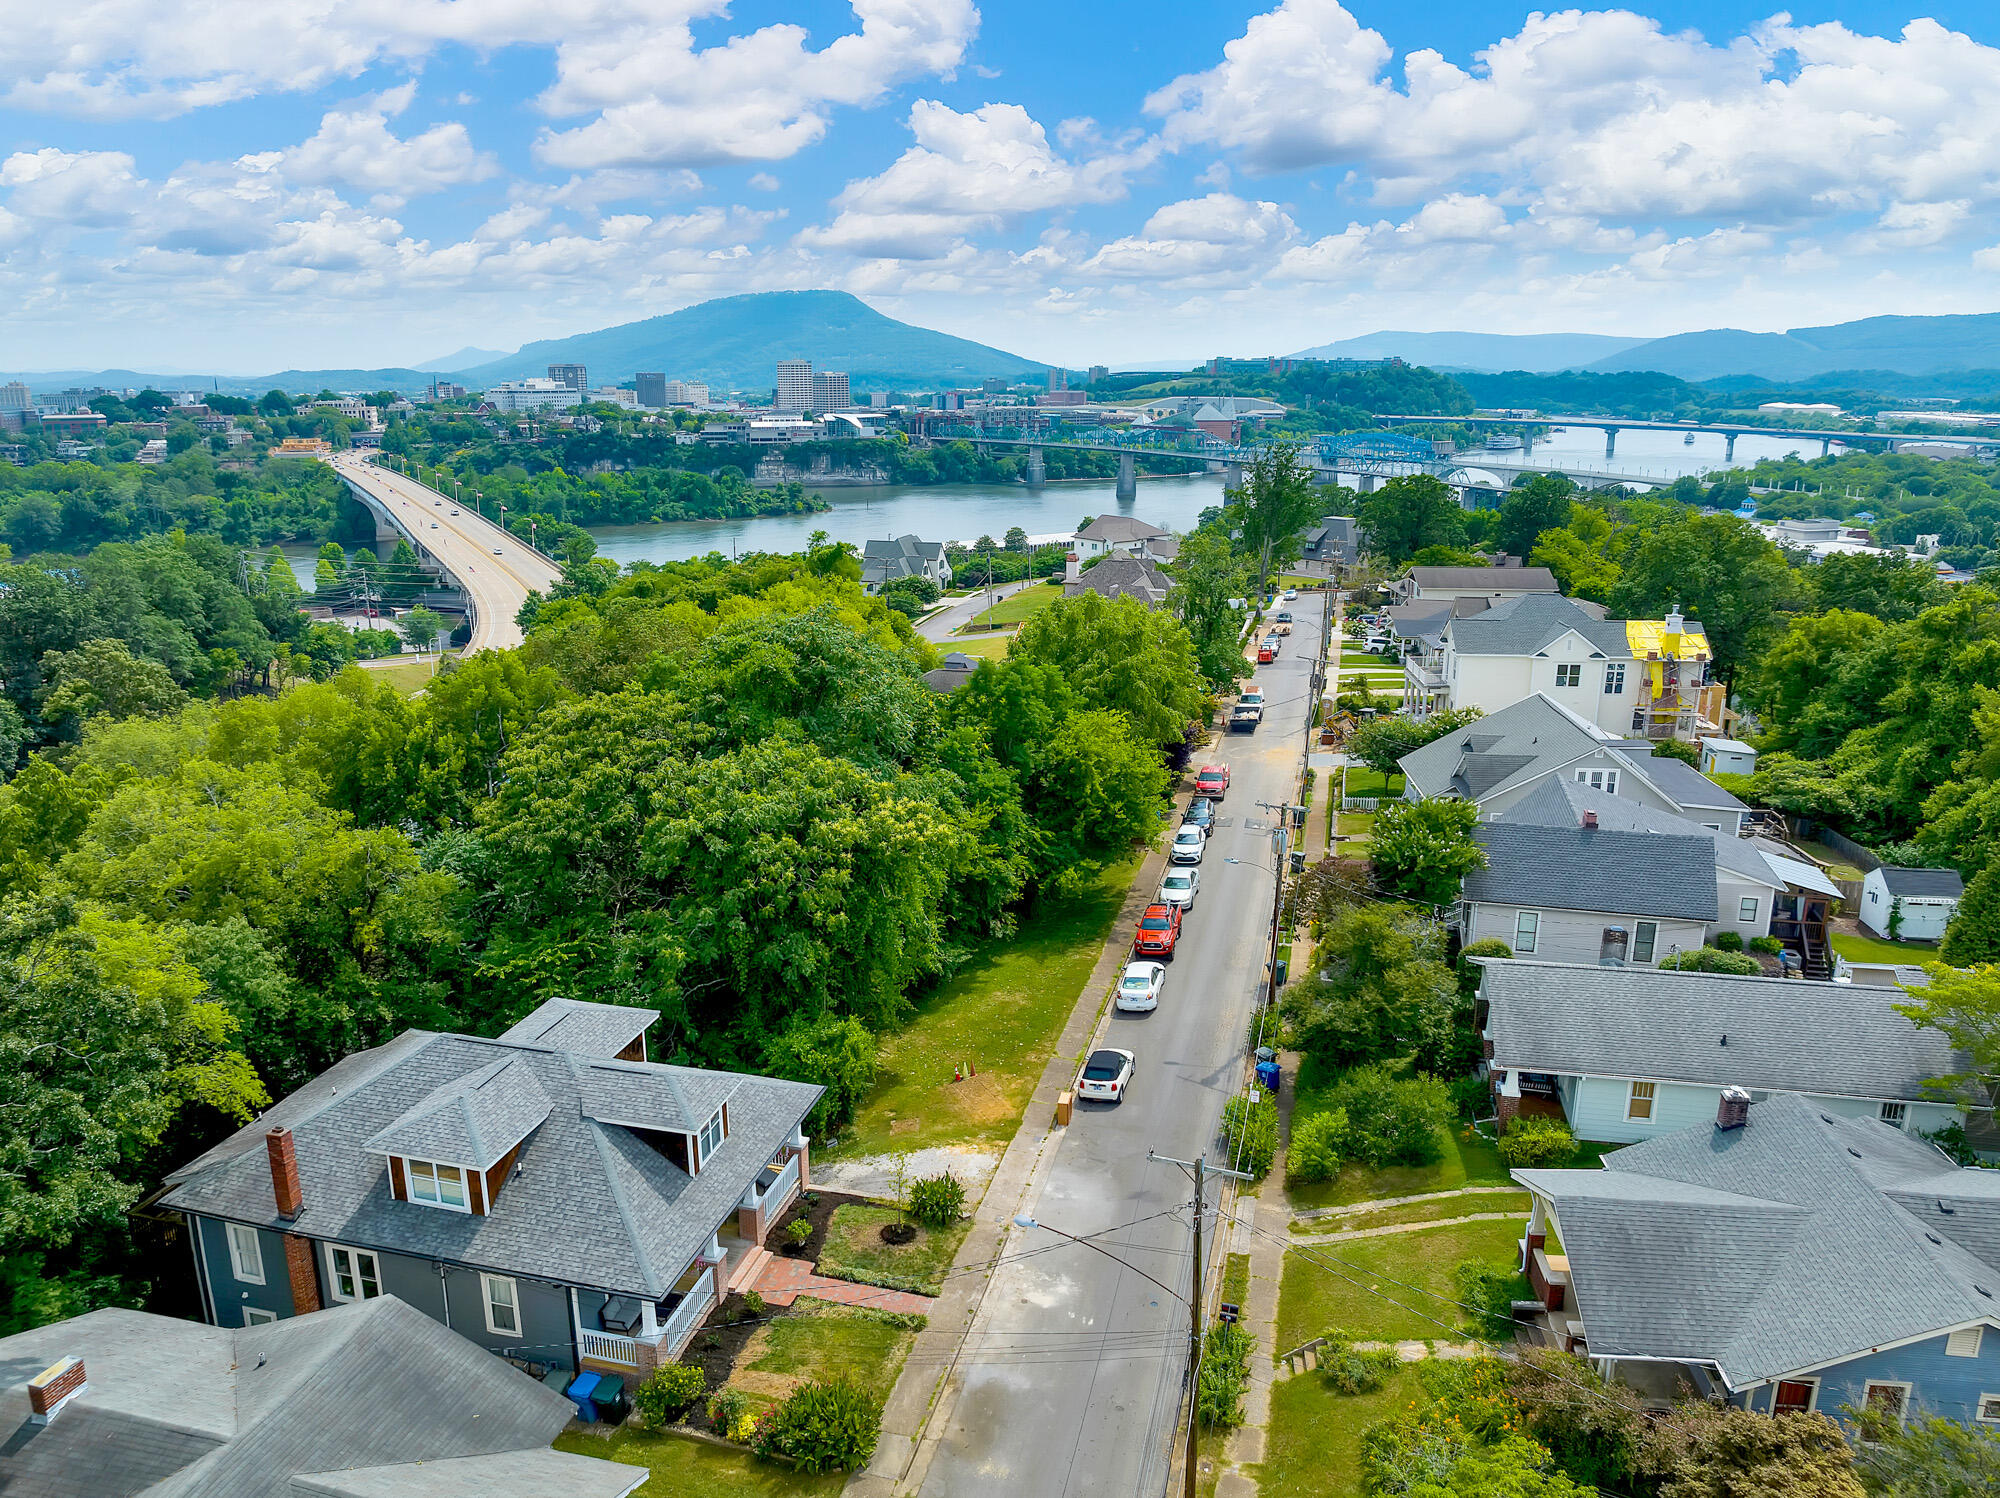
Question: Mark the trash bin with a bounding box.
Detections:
[564,1371,603,1423]
[1255,1058,1282,1094]
[591,1373,626,1423]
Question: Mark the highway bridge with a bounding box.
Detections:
[331,452,561,654]
[1374,412,1997,461]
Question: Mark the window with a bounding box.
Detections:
[225,1222,265,1285]
[1514,911,1539,954]
[1555,663,1581,688]
[1604,663,1626,695]
[406,1158,469,1212]
[1880,1101,1908,1130]
[327,1244,382,1303]
[697,1108,726,1166]
[1773,1379,1817,1414]
[1574,768,1619,794]
[1626,1081,1657,1121]
[1947,1326,1984,1358]
[1863,1382,1910,1430]
[242,1306,279,1326]
[1978,1394,2000,1424]
[1739,897,1759,924]
[482,1273,520,1337]
[1633,921,1658,964]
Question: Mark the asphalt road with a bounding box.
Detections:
[917,579,1035,644]
[330,453,561,654]
[918,594,1328,1498]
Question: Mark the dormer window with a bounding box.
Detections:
[405,1158,470,1212]
[696,1108,726,1166]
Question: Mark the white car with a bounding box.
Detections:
[1283,587,1298,600]
[1170,826,1207,865]
[1158,868,1200,909]
[1116,961,1165,1013]
[1076,1048,1136,1103]
[450,508,460,516]
[493,547,504,555]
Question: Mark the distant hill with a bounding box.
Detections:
[1289,330,1648,372]
[415,346,509,373]
[1591,312,2000,380]
[447,290,1045,391]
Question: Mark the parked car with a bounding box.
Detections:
[1194,764,1230,798]
[1170,826,1207,864]
[1076,1048,1136,1103]
[1182,797,1216,830]
[1269,620,1292,636]
[1134,903,1183,959]
[1116,961,1166,1012]
[1158,868,1200,909]
[1283,587,1298,600]
[1229,705,1260,733]
[1238,690,1265,717]
[1276,610,1294,624]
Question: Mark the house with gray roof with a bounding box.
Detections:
[0,1295,641,1497]
[1394,564,1559,603]
[1063,551,1172,608]
[1861,865,1966,940]
[861,534,952,594]
[1073,514,1172,561]
[1299,515,1357,567]
[161,998,819,1383]
[1477,956,1967,1145]
[1514,1091,2000,1429]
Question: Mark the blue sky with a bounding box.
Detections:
[5,1,2000,374]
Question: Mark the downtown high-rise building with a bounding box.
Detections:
[810,371,850,411]
[775,359,814,412]
[546,364,588,401]
[0,380,32,412]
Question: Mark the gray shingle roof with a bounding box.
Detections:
[1880,866,1965,898]
[1407,565,1558,593]
[1493,777,1781,889]
[1398,694,1605,802]
[1481,957,1959,1100]
[497,998,655,1058]
[1466,822,1720,920]
[163,1035,819,1300]
[1444,592,1633,659]
[1517,1093,2000,1387]
[0,1298,618,1498]
[1076,515,1168,542]
[291,1449,642,1497]
[1625,751,1748,812]
[1065,553,1170,606]
[363,1057,552,1172]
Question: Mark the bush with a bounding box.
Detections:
[906,1172,966,1229]
[1714,929,1744,952]
[1496,1116,1578,1170]
[753,1378,883,1473]
[1197,1322,1255,1430]
[1287,1107,1347,1185]
[1327,1065,1450,1168]
[1659,946,1761,975]
[708,1387,750,1435]
[1222,1091,1279,1179]
[1448,1072,1492,1120]
[1456,937,1512,994]
[632,1362,709,1426]
[1748,935,1784,955]
[740,1290,766,1320]
[785,1216,814,1247]
[1319,1332,1399,1395]
[1454,1258,1531,1339]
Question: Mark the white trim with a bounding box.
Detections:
[1759,1318,2000,1383]
[1486,1064,1941,1112]
[403,1157,472,1213]
[1946,1325,1983,1357]
[225,1222,265,1285]
[1514,910,1539,954]
[481,1272,521,1338]
[1739,896,1760,923]
[324,1242,382,1303]
[1625,1079,1657,1122]
[1977,1393,2000,1424]
[1861,1380,1912,1433]
[243,1306,279,1326]
[1770,1376,1818,1414]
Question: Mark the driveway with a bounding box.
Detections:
[917,580,1036,644]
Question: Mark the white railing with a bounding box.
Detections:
[759,1151,801,1210]
[661,1268,717,1353]
[578,1329,640,1368]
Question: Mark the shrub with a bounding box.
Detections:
[1496,1116,1578,1170]
[785,1216,814,1247]
[1714,929,1745,951]
[753,1378,883,1473]
[1659,946,1761,975]
[1454,1259,1531,1339]
[741,1290,766,1320]
[632,1362,708,1427]
[1287,1107,1347,1185]
[1221,1091,1279,1179]
[1448,1072,1492,1120]
[907,1172,966,1229]
[1197,1322,1255,1430]
[1319,1332,1399,1395]
[707,1387,749,1435]
[1748,935,1784,956]
[1456,937,1512,994]
[1328,1065,1450,1168]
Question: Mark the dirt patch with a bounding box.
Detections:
[759,1186,868,1263]
[814,1143,1002,1203]
[728,1366,802,1401]
[890,1119,919,1135]
[681,1296,763,1398]
[935,1071,1013,1125]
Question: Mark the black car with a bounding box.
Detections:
[1182,797,1216,829]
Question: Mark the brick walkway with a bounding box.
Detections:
[753,1253,935,1316]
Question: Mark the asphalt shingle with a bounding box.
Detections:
[1466,822,1720,920]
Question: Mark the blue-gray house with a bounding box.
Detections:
[161,998,819,1382]
[1515,1090,2000,1429]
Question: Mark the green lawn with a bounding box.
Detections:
[829,855,1138,1159]
[818,1204,972,1296]
[743,1299,921,1389]
[1274,1217,1526,1348]
[1335,813,1375,838]
[553,1427,845,1497]
[1222,1252,1251,1310]
[1283,1124,1512,1212]
[1832,930,1938,965]
[1293,1191,1532,1235]
[1255,1363,1418,1498]
[963,581,1062,630]
[1340,769,1404,799]
[366,655,445,696]
[942,633,1013,660]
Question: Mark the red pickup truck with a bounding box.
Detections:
[1194,765,1230,798]
[1133,902,1183,959]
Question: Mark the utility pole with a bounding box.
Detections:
[1149,1151,1252,1498]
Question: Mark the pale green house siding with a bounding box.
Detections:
[1565,1074,1960,1145]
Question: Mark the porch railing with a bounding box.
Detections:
[759,1151,801,1209]
[578,1329,640,1368]
[661,1267,717,1353]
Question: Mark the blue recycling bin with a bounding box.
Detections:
[565,1370,603,1422]
[1256,1058,1282,1094]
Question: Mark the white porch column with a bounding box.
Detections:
[639,1298,660,1340]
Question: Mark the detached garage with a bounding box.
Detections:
[1859,865,1965,940]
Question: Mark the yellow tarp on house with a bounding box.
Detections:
[1626,619,1710,699]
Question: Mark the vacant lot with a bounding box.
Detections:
[1274,1216,1525,1347]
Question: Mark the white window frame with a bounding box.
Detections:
[1633,921,1658,965]
[326,1243,383,1304]
[1880,1101,1909,1130]
[1626,1080,1657,1122]
[1739,896,1759,924]
[697,1108,726,1165]
[1604,663,1626,695]
[243,1306,279,1326]
[1862,1381,1912,1432]
[1946,1325,1984,1358]
[404,1157,471,1213]
[1555,663,1581,688]
[1977,1392,2000,1424]
[1771,1377,1818,1415]
[481,1272,521,1337]
[1514,911,1539,954]
[225,1222,265,1285]
[1576,767,1620,794]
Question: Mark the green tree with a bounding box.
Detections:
[1853,1413,2000,1497]
[1358,474,1469,564]
[1529,527,1620,603]
[1609,512,1805,684]
[1808,550,1949,623]
[1895,962,2000,1100]
[398,606,444,656]
[1281,904,1459,1070]
[314,542,346,595]
[1939,866,2000,966]
[1344,708,1484,779]
[1371,796,1485,907]
[1004,526,1028,551]
[36,639,189,726]
[1226,442,1323,597]
[1011,591,1207,748]
[1643,1401,1862,1498]
[1496,474,1574,559]
[762,1013,879,1132]
[1167,529,1249,689]
[1743,611,1887,751]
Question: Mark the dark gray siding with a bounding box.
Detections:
[194,1215,296,1325]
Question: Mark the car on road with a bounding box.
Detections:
[1283,587,1298,600]
[1134,902,1183,959]
[430,522,439,529]
[1158,868,1200,909]
[1194,764,1230,798]
[1182,796,1216,830]
[1076,1048,1136,1102]
[1276,610,1293,624]
[450,509,460,516]
[1269,619,1292,636]
[1116,961,1165,1012]
[1229,705,1260,733]
[1257,639,1276,664]
[1238,689,1265,715]
[493,547,504,555]
[1170,826,1207,864]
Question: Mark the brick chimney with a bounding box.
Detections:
[27,1356,87,1424]
[1581,810,1598,830]
[267,1126,304,1220]
[1064,551,1081,584]
[1716,1085,1751,1131]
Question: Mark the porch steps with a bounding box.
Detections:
[728,1247,773,1296]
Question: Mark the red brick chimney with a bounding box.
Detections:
[1716,1085,1751,1131]
[27,1357,87,1424]
[1581,810,1598,830]
[267,1126,304,1220]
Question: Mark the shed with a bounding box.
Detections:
[1859,865,1965,940]
[1698,737,1758,777]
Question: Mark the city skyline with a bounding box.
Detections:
[6,1,2000,372]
